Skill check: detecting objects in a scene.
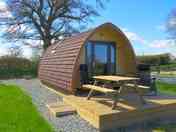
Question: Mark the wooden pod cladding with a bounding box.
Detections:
[38,23,137,94]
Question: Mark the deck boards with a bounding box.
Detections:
[63,94,176,131]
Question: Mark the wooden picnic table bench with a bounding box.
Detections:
[82,84,116,94]
[124,83,150,90]
[82,84,119,109]
[82,75,147,109]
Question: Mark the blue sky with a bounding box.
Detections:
[0,0,176,58]
[89,0,176,56]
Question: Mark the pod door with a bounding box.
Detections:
[85,41,116,78]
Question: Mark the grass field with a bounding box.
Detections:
[0,83,54,132]
[156,81,176,95]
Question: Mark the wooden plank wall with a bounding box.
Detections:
[39,31,91,93]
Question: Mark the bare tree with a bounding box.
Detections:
[0,0,107,50]
[7,46,23,57]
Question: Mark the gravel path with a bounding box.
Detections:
[1,79,99,132]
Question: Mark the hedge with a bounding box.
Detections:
[0,56,39,79]
[137,54,172,66]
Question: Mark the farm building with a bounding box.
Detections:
[39,23,137,94]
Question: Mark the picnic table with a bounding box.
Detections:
[83,75,146,109]
[93,75,139,83]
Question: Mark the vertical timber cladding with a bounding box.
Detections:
[39,23,137,93]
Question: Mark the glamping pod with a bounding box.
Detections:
[39,23,137,94]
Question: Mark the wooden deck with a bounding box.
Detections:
[63,93,176,131]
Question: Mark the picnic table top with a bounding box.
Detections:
[93,75,139,82]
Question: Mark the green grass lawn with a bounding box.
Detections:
[156,81,176,95]
[0,83,54,132]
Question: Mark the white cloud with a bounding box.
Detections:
[122,28,176,50]
[0,1,12,18]
[149,39,176,48]
[0,46,8,56]
[121,27,176,56]
[168,18,176,27]
[22,45,32,59]
[122,28,147,44]
[156,24,166,31]
[0,25,8,33]
[0,1,7,9]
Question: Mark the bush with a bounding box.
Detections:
[0,56,39,79]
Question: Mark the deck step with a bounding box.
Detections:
[46,102,76,117]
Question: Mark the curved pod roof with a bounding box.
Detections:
[39,23,137,94]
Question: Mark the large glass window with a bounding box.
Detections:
[85,41,116,78]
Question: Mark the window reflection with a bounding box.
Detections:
[85,41,116,77]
